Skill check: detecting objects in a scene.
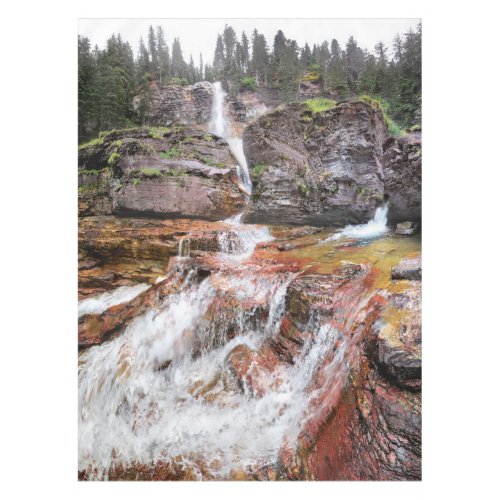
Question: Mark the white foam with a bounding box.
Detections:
[78,283,151,318]
[324,203,389,242]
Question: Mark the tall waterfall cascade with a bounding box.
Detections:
[208,82,253,193]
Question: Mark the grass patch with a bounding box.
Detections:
[304,98,337,113]
[252,164,267,176]
[79,169,100,176]
[140,168,162,178]
[149,127,171,139]
[358,95,404,137]
[78,137,104,150]
[160,146,181,160]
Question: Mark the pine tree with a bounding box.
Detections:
[148,26,158,80]
[171,38,185,79]
[156,26,170,83]
[241,31,250,75]
[213,34,225,80]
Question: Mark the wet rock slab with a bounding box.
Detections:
[391,255,422,280]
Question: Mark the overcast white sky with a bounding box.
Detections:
[79,18,420,63]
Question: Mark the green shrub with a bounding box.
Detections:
[304,98,337,113]
[171,77,189,86]
[240,77,256,90]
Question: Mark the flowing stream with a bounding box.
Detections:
[78,216,384,479]
[209,81,253,193]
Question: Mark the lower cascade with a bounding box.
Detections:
[78,211,421,480]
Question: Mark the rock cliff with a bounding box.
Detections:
[78,127,246,220]
[132,81,213,126]
[243,99,421,226]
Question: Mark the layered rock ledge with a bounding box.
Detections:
[78,127,246,220]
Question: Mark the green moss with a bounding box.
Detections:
[160,146,181,160]
[203,134,215,142]
[107,152,121,166]
[132,178,142,186]
[149,127,171,139]
[78,137,104,150]
[140,168,162,178]
[358,95,404,137]
[78,180,106,194]
[252,164,267,176]
[297,180,310,198]
[304,98,337,113]
[79,169,100,176]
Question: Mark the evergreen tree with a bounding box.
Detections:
[156,26,170,83]
[251,30,269,86]
[345,36,365,94]
[148,26,158,79]
[241,31,250,75]
[78,36,97,140]
[136,37,151,80]
[171,38,186,79]
[213,34,225,80]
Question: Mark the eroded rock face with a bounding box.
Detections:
[132,81,213,126]
[243,100,388,226]
[78,127,246,219]
[381,135,422,222]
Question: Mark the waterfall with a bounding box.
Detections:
[323,202,389,242]
[209,82,253,193]
[218,214,273,258]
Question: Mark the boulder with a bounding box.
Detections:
[391,255,422,280]
[78,127,246,219]
[395,221,419,235]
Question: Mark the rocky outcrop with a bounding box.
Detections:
[132,81,213,126]
[78,216,239,298]
[243,99,422,226]
[78,127,246,220]
[243,100,388,226]
[381,134,422,222]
